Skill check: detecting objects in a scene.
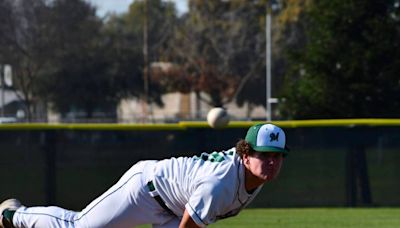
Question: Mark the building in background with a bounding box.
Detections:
[117,92,267,123]
[117,62,268,123]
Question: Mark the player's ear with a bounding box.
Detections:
[242,153,250,165]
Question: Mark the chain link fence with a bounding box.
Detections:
[0,121,399,209]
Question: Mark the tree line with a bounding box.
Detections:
[0,0,399,121]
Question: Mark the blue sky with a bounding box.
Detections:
[86,0,188,17]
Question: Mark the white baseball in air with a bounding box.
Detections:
[207,107,230,129]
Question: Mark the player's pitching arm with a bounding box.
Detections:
[179,209,201,228]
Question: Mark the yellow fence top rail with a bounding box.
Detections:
[1,119,400,130]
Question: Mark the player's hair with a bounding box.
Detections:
[235,139,255,158]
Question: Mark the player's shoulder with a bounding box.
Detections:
[192,147,237,162]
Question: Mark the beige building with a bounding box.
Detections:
[117,92,267,123]
[117,62,269,123]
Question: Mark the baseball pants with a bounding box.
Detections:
[12,161,180,228]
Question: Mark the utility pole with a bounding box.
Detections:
[142,0,150,121]
[0,65,4,118]
[266,9,272,121]
[266,0,280,121]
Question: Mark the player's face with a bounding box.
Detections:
[245,152,283,182]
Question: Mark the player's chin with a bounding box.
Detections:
[258,173,275,182]
[262,172,279,182]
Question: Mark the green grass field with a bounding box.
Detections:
[212,208,400,227]
[138,208,400,228]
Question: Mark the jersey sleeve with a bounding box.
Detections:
[185,180,232,227]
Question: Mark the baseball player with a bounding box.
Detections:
[0,123,289,228]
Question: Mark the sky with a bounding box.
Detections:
[86,0,188,17]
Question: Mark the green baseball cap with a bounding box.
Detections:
[245,123,289,154]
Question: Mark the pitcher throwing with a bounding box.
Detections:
[0,123,289,228]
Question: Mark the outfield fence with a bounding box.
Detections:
[0,119,399,209]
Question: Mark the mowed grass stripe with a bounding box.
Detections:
[210,208,400,228]
[137,208,400,227]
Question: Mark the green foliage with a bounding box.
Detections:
[281,0,400,119]
[6,0,400,121]
[164,0,268,108]
[125,0,177,59]
[0,0,56,120]
[45,0,118,118]
[97,0,178,109]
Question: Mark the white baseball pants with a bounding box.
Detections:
[12,161,180,228]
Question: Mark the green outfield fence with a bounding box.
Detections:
[0,119,399,210]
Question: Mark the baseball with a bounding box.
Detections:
[207,107,230,129]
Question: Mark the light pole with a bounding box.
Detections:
[266,0,280,121]
[143,0,149,121]
[0,64,4,118]
[266,9,272,121]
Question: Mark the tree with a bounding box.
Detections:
[172,1,265,106]
[281,0,400,119]
[0,0,118,121]
[102,15,145,100]
[120,0,178,108]
[159,0,271,111]
[90,0,179,121]
[0,0,181,121]
[41,0,122,120]
[0,0,56,121]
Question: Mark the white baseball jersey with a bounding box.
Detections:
[151,147,262,227]
[11,148,262,228]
